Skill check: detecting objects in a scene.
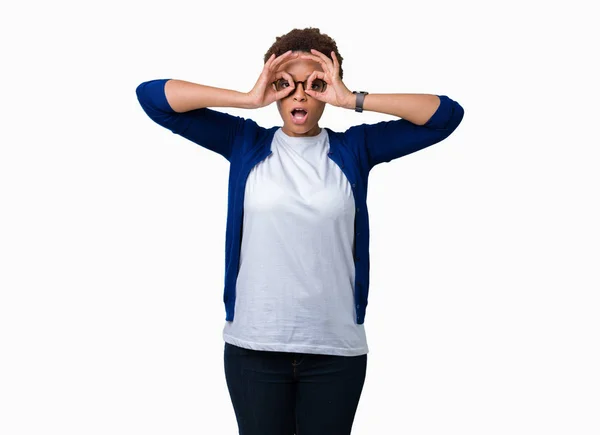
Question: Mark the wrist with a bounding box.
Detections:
[242,91,259,109]
[343,92,356,110]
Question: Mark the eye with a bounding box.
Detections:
[312,79,326,91]
[275,79,289,90]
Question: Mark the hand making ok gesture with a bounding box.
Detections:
[298,49,354,109]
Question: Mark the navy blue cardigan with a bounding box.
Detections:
[136,79,464,324]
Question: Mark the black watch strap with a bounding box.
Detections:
[352,91,369,112]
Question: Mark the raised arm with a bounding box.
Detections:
[347,95,465,169]
[135,79,254,161]
[294,49,465,169]
[162,79,254,112]
[135,52,303,161]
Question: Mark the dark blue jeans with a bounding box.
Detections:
[224,342,367,435]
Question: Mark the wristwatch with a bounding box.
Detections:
[352,91,369,112]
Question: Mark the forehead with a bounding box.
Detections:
[276,57,323,78]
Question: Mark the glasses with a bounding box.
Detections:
[272,78,327,93]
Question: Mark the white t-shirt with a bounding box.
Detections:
[222,127,368,356]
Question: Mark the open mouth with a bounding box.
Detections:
[290,108,308,124]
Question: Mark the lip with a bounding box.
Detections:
[290,110,309,125]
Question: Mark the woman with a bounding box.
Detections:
[136,27,464,435]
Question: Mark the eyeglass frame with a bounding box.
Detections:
[272,78,327,93]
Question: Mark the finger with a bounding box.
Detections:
[305,74,328,101]
[281,71,296,93]
[264,53,277,69]
[310,49,333,69]
[304,74,318,98]
[299,52,324,64]
[275,86,295,101]
[282,71,295,83]
[305,86,325,101]
[272,56,299,77]
[265,51,287,72]
[272,70,291,81]
[272,71,296,89]
[331,51,340,71]
[310,48,329,61]
[306,70,326,92]
[311,49,338,77]
[274,71,296,100]
[265,52,293,83]
[299,52,331,75]
[261,54,276,83]
[270,50,298,70]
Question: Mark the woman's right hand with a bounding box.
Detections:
[246,50,299,109]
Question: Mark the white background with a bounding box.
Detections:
[1,0,599,434]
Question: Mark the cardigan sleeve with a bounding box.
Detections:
[135,78,257,162]
[346,95,464,170]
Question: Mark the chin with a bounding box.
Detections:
[284,123,320,137]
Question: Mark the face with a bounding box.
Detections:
[275,51,326,137]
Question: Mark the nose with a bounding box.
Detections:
[292,81,307,101]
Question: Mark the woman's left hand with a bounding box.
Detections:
[300,49,354,109]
